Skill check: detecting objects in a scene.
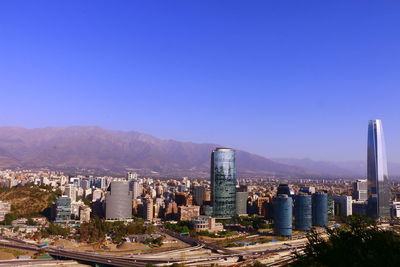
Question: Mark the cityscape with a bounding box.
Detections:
[0,120,398,266]
[1,1,400,266]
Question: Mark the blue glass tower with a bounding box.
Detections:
[273,194,293,236]
[294,194,312,231]
[211,148,236,218]
[367,120,390,218]
[312,192,328,227]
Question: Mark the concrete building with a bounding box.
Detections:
[193,186,208,206]
[235,191,248,216]
[179,205,200,221]
[353,179,368,201]
[391,202,400,218]
[333,195,353,217]
[64,184,77,203]
[105,181,132,220]
[143,198,154,221]
[165,201,179,220]
[80,206,91,223]
[0,201,11,221]
[192,216,224,233]
[92,188,103,202]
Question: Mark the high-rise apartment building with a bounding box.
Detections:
[210,148,236,218]
[235,191,248,216]
[64,184,77,203]
[367,120,390,218]
[353,179,368,201]
[55,196,72,224]
[333,195,353,217]
[143,198,154,221]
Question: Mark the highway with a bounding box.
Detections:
[0,259,81,266]
[0,233,304,266]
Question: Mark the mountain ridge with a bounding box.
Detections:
[0,126,313,177]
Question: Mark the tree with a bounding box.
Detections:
[292,215,400,267]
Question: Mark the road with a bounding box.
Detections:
[0,259,81,266]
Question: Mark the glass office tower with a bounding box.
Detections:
[367,120,390,218]
[211,148,236,218]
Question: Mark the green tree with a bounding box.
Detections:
[292,215,400,267]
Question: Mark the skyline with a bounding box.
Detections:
[1,1,400,162]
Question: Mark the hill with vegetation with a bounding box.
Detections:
[0,184,60,223]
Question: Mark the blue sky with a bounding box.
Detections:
[0,1,399,162]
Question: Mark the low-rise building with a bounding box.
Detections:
[192,216,223,233]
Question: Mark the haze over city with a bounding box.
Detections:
[1,1,400,164]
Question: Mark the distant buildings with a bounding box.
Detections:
[193,185,210,206]
[105,181,132,220]
[210,148,236,219]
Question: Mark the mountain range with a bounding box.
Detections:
[0,126,311,177]
[0,126,397,178]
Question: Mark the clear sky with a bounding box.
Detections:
[0,1,399,162]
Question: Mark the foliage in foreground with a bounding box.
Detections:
[291,215,400,267]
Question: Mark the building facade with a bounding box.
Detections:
[294,194,312,231]
[192,216,224,233]
[105,181,132,220]
[353,179,368,201]
[235,191,248,216]
[333,195,353,217]
[55,196,72,224]
[210,148,236,218]
[312,192,328,227]
[273,194,293,236]
[367,120,391,218]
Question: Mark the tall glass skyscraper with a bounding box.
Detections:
[210,148,236,218]
[367,119,390,218]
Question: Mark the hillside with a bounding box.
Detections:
[0,185,58,216]
[0,126,311,177]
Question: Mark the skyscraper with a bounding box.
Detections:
[312,192,328,227]
[210,148,236,218]
[105,181,132,220]
[294,194,312,231]
[273,194,293,236]
[367,120,390,218]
